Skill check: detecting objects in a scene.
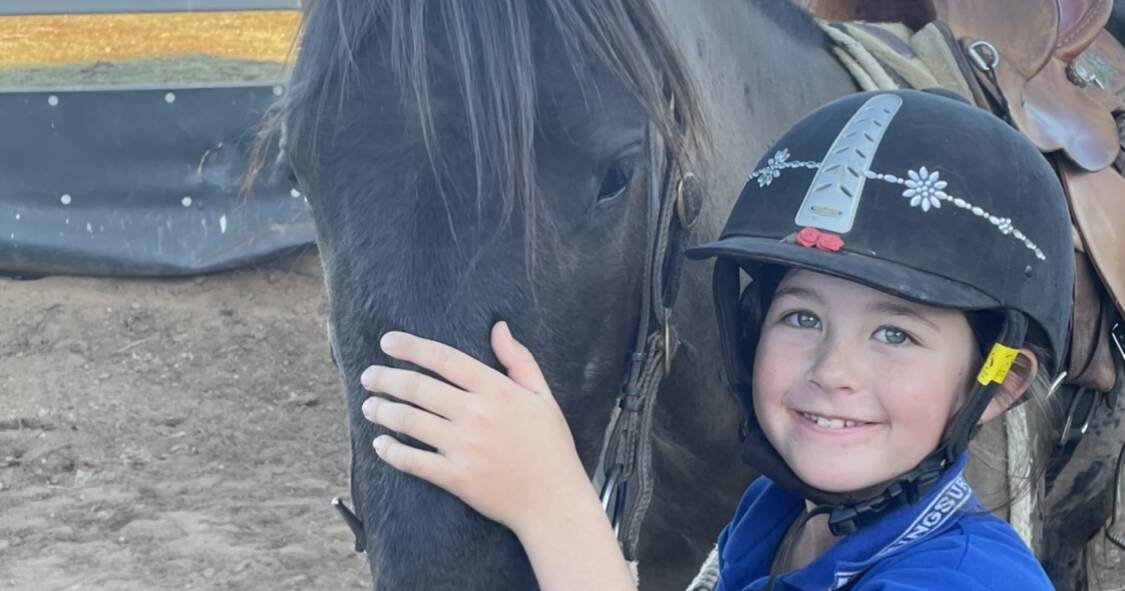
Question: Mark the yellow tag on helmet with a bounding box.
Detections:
[976,343,1019,386]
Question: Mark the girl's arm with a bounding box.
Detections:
[513,490,636,591]
[359,322,636,591]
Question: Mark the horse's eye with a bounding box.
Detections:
[596,156,636,204]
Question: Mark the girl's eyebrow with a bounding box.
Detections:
[867,301,940,331]
[772,285,825,305]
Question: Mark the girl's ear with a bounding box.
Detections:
[978,349,1040,425]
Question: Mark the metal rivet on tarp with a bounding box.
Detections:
[181,196,193,207]
[60,194,72,205]
[47,95,59,106]
[165,92,176,104]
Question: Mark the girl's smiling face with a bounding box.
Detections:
[752,269,977,494]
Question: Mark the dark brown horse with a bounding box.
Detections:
[251,0,1124,588]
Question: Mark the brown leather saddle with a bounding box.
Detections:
[810,0,1125,392]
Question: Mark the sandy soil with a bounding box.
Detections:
[1,249,1123,591]
[0,250,369,590]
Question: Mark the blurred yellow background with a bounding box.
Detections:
[0,11,299,84]
[0,11,298,67]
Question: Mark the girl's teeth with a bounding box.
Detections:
[803,412,861,429]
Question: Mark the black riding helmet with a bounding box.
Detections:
[686,89,1075,535]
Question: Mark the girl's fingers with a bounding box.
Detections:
[373,435,453,488]
[361,365,465,420]
[491,322,550,395]
[379,332,509,395]
[363,398,454,452]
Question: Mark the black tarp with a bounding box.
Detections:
[0,83,313,277]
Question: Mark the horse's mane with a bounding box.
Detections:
[249,0,708,225]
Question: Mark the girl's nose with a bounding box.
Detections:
[806,336,861,394]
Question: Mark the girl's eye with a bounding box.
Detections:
[782,311,821,329]
[874,327,913,345]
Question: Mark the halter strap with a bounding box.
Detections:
[592,103,702,561]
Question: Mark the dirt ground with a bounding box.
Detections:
[1,249,1124,591]
[0,250,370,590]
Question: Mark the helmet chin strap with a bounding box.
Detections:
[941,310,1028,461]
[737,309,1029,536]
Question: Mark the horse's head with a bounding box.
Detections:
[263,0,708,587]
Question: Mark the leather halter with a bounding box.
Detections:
[591,110,703,561]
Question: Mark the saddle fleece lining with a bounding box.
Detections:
[819,20,974,100]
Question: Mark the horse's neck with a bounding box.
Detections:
[646,0,859,458]
[656,0,857,236]
[654,0,856,354]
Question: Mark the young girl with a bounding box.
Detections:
[356,89,1072,589]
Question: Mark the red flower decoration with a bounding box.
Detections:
[793,226,844,252]
[795,227,821,247]
[816,232,844,252]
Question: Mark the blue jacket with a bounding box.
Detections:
[714,454,1053,590]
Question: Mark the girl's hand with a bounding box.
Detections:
[359,322,596,534]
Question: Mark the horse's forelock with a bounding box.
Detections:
[252,0,705,225]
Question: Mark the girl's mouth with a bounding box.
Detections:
[796,410,875,430]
